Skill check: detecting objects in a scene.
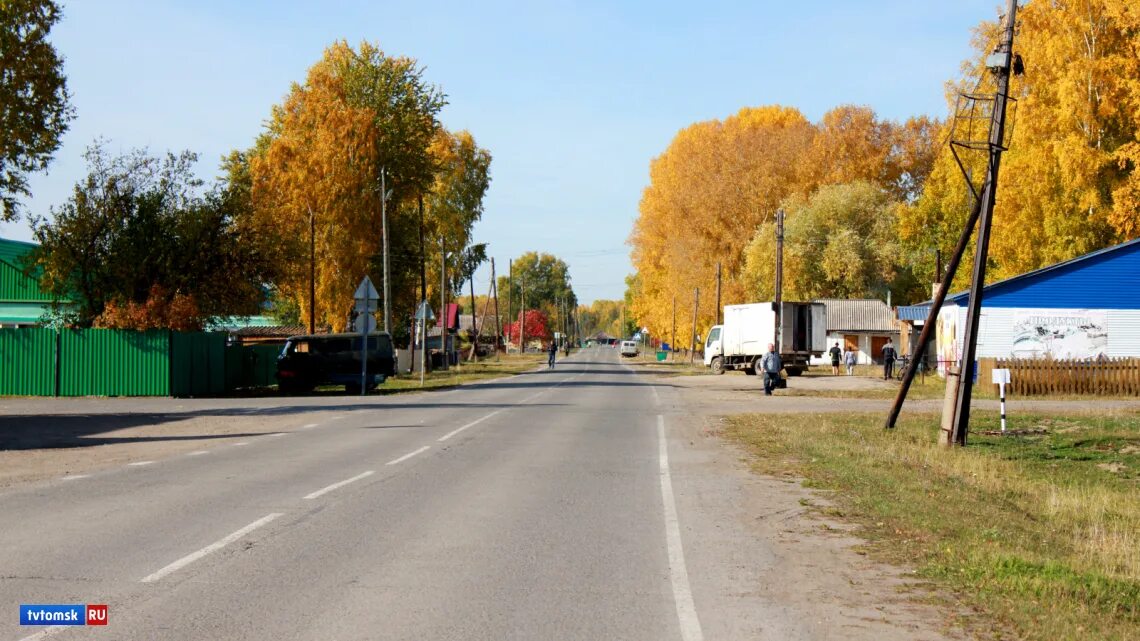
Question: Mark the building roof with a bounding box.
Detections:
[897,304,931,322]
[0,238,56,303]
[937,236,1140,309]
[815,299,897,332]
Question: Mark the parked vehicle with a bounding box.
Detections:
[703,302,826,376]
[276,332,396,394]
[620,340,639,357]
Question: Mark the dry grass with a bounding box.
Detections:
[723,410,1140,641]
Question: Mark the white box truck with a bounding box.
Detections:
[703,302,827,376]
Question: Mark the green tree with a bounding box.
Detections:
[29,145,275,329]
[742,181,918,303]
[1,0,74,220]
[497,251,577,330]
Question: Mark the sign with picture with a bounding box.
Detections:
[1011,310,1108,359]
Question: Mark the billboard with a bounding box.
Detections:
[1011,310,1108,359]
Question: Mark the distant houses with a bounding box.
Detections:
[813,298,900,365]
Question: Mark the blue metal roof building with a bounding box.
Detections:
[945,237,1140,309]
[934,237,1140,362]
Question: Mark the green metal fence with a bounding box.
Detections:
[0,327,283,397]
[60,328,170,396]
[0,327,56,395]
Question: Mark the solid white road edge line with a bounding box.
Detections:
[386,445,430,466]
[303,471,376,500]
[140,512,284,583]
[438,410,504,442]
[657,414,705,641]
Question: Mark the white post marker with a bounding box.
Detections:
[992,368,1011,432]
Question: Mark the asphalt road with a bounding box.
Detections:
[1,347,706,641]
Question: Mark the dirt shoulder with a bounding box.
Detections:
[648,366,988,640]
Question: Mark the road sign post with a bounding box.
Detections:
[992,368,1011,432]
[354,276,380,396]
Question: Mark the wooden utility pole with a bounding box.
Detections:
[418,194,427,308]
[715,262,722,325]
[507,259,513,350]
[886,0,1020,438]
[491,258,501,359]
[441,247,448,371]
[520,283,526,353]
[689,288,699,364]
[308,206,316,335]
[951,0,1019,446]
[469,260,478,362]
[774,208,785,352]
[380,168,391,335]
[672,294,677,360]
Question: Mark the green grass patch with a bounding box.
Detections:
[723,410,1140,641]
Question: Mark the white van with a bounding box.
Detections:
[619,341,639,357]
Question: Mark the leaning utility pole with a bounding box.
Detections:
[951,0,1019,446]
[715,262,722,325]
[774,208,785,352]
[689,287,699,364]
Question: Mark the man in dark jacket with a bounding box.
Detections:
[829,342,841,375]
[882,339,897,380]
[761,343,782,396]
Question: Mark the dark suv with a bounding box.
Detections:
[276,333,396,394]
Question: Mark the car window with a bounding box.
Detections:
[706,328,720,345]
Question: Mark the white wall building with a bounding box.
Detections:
[934,238,1140,372]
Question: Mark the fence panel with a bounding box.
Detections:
[59,328,170,396]
[0,327,56,395]
[996,357,1140,397]
[171,332,226,397]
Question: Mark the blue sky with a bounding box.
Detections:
[2,0,999,302]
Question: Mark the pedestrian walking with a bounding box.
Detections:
[548,341,557,369]
[882,339,897,380]
[761,343,782,396]
[844,347,857,376]
[828,342,841,375]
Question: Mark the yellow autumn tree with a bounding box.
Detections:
[901,1,1140,282]
[629,104,939,340]
[239,41,490,336]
